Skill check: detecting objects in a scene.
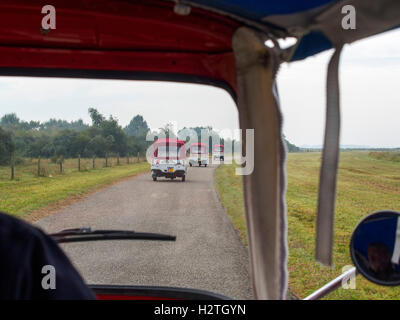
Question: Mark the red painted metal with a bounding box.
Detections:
[213,144,224,152]
[0,0,240,93]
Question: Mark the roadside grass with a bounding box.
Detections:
[0,158,149,218]
[214,151,400,299]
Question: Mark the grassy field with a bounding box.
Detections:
[0,157,149,218]
[214,151,400,300]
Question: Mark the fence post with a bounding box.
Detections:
[137,152,139,163]
[78,154,81,171]
[92,156,95,169]
[105,154,108,167]
[37,156,41,176]
[127,154,130,164]
[10,152,15,180]
[117,154,120,166]
[59,156,63,173]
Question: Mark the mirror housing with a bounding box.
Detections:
[350,210,400,286]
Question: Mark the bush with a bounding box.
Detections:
[369,151,400,162]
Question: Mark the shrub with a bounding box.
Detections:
[369,151,400,162]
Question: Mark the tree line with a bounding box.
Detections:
[0,109,301,166]
[0,109,151,165]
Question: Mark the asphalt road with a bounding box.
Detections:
[36,164,253,299]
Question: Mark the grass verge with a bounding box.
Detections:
[214,151,400,299]
[0,161,150,221]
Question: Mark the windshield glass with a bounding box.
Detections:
[191,145,206,154]
[0,78,250,299]
[156,145,181,158]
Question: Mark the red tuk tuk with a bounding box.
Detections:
[151,138,187,181]
[189,142,209,167]
[213,144,224,161]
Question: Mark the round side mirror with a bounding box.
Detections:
[351,210,400,286]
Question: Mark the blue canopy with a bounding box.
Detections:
[184,0,400,61]
[185,0,338,19]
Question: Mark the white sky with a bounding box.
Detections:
[0,29,399,147]
[279,28,400,148]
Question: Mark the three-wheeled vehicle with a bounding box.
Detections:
[213,144,224,161]
[189,142,209,167]
[1,0,399,301]
[151,138,187,182]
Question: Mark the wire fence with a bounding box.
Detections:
[2,153,144,181]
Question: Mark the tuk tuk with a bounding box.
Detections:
[189,142,209,167]
[151,138,187,181]
[213,144,224,161]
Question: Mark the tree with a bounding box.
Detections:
[283,135,300,152]
[0,113,20,131]
[87,109,129,155]
[285,139,300,152]
[99,115,128,155]
[0,127,15,165]
[124,115,149,137]
[25,132,52,158]
[1,113,19,125]
[178,126,222,153]
[27,120,41,130]
[52,130,76,157]
[70,131,90,157]
[158,123,176,139]
[0,111,185,160]
[40,118,88,132]
[88,108,105,127]
[86,135,108,157]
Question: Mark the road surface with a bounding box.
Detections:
[36,164,253,299]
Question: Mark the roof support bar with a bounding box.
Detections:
[232,27,288,300]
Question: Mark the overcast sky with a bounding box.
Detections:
[279,28,400,148]
[0,29,399,147]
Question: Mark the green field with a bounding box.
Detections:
[215,151,400,300]
[0,157,149,218]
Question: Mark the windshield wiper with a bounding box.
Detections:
[50,227,176,243]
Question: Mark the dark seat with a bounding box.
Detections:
[0,211,94,300]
